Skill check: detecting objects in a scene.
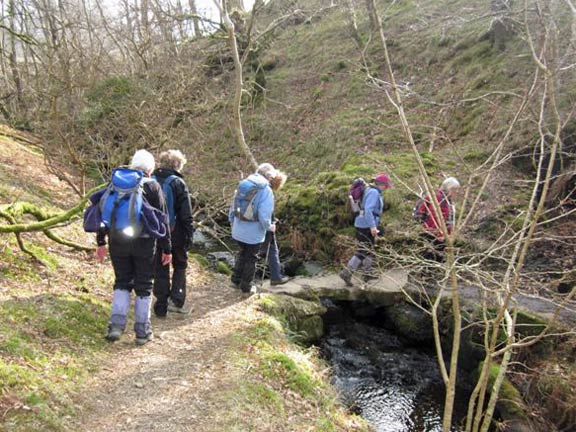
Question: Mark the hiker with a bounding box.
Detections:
[229,163,277,294]
[339,173,393,286]
[95,149,172,345]
[260,170,291,286]
[417,176,460,260]
[152,149,195,317]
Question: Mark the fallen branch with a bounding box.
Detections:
[0,183,105,234]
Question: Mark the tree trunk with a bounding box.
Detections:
[8,0,25,116]
[188,0,202,36]
[489,0,514,50]
[228,0,245,12]
[365,0,379,34]
[221,0,258,169]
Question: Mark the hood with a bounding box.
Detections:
[246,173,269,188]
[153,167,183,180]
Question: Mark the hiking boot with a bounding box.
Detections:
[362,272,379,283]
[230,275,242,289]
[135,332,154,346]
[241,285,258,295]
[339,269,353,287]
[153,302,167,318]
[270,276,291,286]
[105,326,123,342]
[167,299,187,314]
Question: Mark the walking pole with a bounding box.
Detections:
[261,232,272,286]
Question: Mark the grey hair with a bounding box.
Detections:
[441,177,461,191]
[158,149,187,172]
[256,163,278,180]
[130,149,155,173]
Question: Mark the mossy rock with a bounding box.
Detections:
[474,362,534,432]
[257,294,326,343]
[275,151,441,261]
[386,302,434,343]
[514,310,548,338]
[297,316,324,343]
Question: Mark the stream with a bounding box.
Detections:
[319,301,470,432]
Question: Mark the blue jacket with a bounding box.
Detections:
[354,186,383,229]
[229,173,274,244]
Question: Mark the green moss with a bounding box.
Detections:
[463,148,492,163]
[223,311,370,431]
[295,265,310,277]
[514,310,548,338]
[260,351,317,397]
[276,151,440,260]
[239,381,284,413]
[0,293,109,429]
[190,253,210,268]
[256,294,325,343]
[216,260,232,275]
[485,363,527,419]
[26,244,59,271]
[315,417,337,432]
[245,316,282,344]
[0,246,42,282]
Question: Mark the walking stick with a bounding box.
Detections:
[260,232,273,285]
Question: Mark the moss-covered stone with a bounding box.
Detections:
[257,294,326,343]
[476,362,533,432]
[386,303,434,343]
[275,152,440,261]
[298,316,324,343]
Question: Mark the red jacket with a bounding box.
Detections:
[418,189,454,239]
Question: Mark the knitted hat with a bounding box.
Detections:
[373,173,393,189]
[441,177,461,191]
[130,149,155,173]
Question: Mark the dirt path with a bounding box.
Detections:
[71,272,251,432]
[66,263,575,431]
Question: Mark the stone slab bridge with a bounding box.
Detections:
[261,269,410,307]
[260,268,576,327]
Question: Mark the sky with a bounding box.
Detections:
[196,0,257,20]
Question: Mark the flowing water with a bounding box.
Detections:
[320,302,469,432]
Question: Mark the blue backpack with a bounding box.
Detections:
[99,168,146,238]
[233,179,264,221]
[153,174,178,230]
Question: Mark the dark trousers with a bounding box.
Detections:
[153,245,188,310]
[353,227,376,261]
[231,241,262,292]
[110,253,155,297]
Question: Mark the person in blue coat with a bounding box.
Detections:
[339,173,393,286]
[229,163,278,294]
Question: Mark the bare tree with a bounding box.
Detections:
[361,0,576,431]
[188,0,202,36]
[489,0,515,50]
[212,0,258,169]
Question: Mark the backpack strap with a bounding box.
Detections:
[157,175,179,226]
